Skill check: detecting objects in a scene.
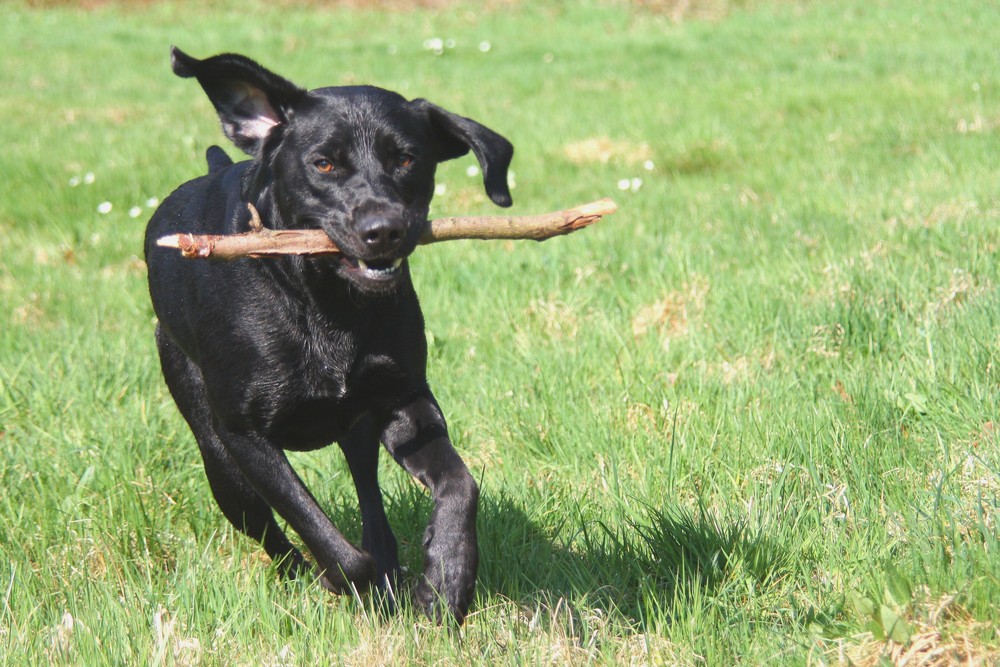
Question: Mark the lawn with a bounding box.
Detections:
[1,0,998,664]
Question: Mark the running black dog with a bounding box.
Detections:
[144,48,513,623]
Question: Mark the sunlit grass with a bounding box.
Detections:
[1,0,998,663]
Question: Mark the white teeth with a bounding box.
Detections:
[354,258,403,277]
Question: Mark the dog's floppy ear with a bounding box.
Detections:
[413,100,514,208]
[171,47,307,156]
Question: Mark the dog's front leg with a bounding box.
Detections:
[217,426,376,590]
[381,394,479,624]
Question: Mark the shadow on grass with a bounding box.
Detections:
[356,486,793,627]
[481,493,791,626]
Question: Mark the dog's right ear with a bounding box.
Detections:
[171,47,306,156]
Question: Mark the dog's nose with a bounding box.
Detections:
[355,213,405,255]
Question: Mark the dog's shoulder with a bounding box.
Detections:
[145,159,251,238]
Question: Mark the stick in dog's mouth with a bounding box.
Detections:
[156,199,618,261]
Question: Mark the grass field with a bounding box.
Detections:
[1,0,998,664]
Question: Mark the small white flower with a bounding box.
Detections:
[465,165,480,178]
[128,206,143,218]
[479,41,492,53]
[617,177,643,193]
[83,172,96,185]
[387,44,398,55]
[507,171,516,189]
[434,183,447,196]
[643,159,655,171]
[423,37,444,55]
[542,53,554,64]
[145,197,159,208]
[444,39,456,49]
[69,176,81,187]
[97,201,113,214]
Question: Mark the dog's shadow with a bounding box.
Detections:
[330,485,793,626]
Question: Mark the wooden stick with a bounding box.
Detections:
[156,199,617,260]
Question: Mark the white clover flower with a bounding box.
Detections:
[97,201,113,214]
[434,183,447,196]
[69,176,81,187]
[479,41,492,53]
[465,165,480,178]
[146,197,160,208]
[83,172,95,184]
[128,206,143,219]
[507,171,516,189]
[617,178,643,193]
[444,39,456,49]
[643,159,655,171]
[423,37,444,55]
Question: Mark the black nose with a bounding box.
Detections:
[355,212,405,255]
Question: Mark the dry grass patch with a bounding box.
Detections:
[927,269,991,318]
[515,297,581,343]
[562,137,652,166]
[815,594,1000,667]
[693,348,775,385]
[632,275,710,347]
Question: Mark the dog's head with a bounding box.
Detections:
[171,47,513,293]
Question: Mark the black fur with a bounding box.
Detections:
[144,47,513,624]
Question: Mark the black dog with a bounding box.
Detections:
[144,48,513,623]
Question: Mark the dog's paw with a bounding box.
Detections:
[311,549,377,593]
[412,523,478,624]
[317,572,342,593]
[414,564,476,625]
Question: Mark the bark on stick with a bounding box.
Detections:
[156,199,617,260]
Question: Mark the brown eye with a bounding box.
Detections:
[315,159,335,173]
[396,154,415,169]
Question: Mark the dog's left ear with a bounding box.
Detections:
[413,100,514,207]
[171,47,307,156]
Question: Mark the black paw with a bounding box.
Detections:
[414,571,475,625]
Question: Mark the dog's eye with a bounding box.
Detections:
[314,159,336,174]
[395,154,415,170]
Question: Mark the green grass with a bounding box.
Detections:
[1,0,998,663]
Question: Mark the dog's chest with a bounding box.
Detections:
[261,317,408,449]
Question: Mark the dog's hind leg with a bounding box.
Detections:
[155,327,314,583]
[339,415,400,597]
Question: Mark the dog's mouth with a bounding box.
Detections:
[304,212,422,291]
[337,255,406,287]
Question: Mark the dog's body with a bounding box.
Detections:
[144,48,513,623]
